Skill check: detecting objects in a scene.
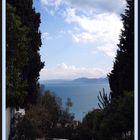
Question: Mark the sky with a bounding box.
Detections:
[33,0,126,80]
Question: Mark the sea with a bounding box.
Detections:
[40,80,110,121]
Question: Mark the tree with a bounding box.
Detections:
[65,97,73,112]
[7,0,44,107]
[9,113,36,140]
[81,92,133,140]
[9,91,62,139]
[98,91,134,140]
[6,3,29,108]
[58,98,74,126]
[82,109,103,140]
[97,88,111,109]
[108,0,134,98]
[25,91,62,138]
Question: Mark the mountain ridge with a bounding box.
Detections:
[39,77,108,84]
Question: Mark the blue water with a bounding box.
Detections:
[44,82,110,121]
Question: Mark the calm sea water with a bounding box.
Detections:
[44,82,110,121]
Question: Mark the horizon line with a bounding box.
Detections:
[39,76,108,81]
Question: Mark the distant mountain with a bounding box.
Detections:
[46,79,70,83]
[39,77,108,84]
[72,77,108,83]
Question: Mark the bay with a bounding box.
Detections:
[42,81,110,121]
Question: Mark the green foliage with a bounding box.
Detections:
[6,3,29,108]
[66,97,73,109]
[95,1,135,138]
[9,91,76,139]
[7,0,44,107]
[82,91,134,140]
[9,92,59,139]
[65,97,73,113]
[97,88,111,109]
[25,91,61,138]
[82,109,104,140]
[58,97,74,127]
[98,91,134,140]
[9,112,36,140]
[108,0,134,98]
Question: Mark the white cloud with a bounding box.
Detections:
[71,32,95,43]
[97,44,117,57]
[42,32,52,40]
[64,0,126,14]
[64,8,122,35]
[40,0,62,7]
[40,0,125,57]
[40,0,126,15]
[64,8,123,57]
[40,0,48,5]
[40,63,110,80]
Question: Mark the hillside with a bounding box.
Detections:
[39,77,108,84]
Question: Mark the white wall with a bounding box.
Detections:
[6,107,11,140]
[6,107,15,140]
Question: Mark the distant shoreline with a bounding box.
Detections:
[39,77,108,84]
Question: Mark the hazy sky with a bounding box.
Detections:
[33,0,126,80]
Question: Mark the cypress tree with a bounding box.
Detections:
[7,0,44,107]
[108,0,134,98]
[6,3,29,108]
